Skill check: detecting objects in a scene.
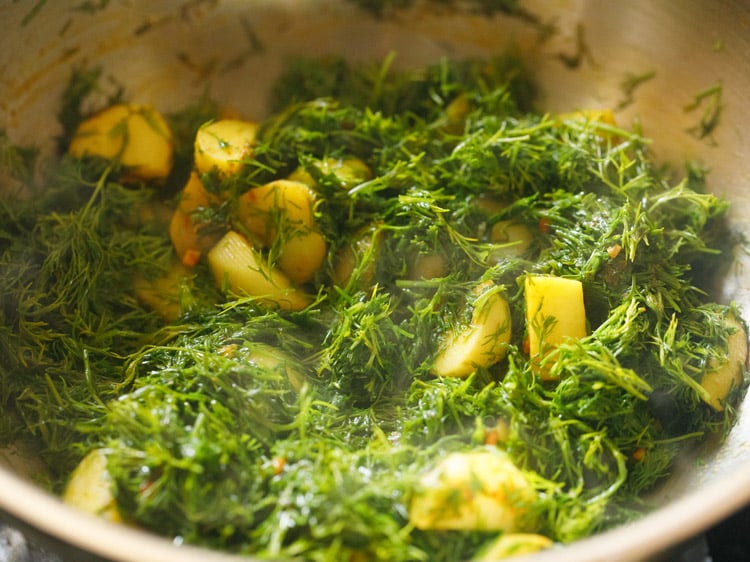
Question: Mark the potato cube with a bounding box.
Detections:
[63,449,122,523]
[433,282,512,378]
[238,179,326,284]
[700,314,748,411]
[333,223,383,290]
[207,230,309,311]
[287,156,372,191]
[525,274,587,376]
[558,108,617,126]
[133,260,194,322]
[68,103,174,181]
[169,172,222,266]
[475,533,553,560]
[489,220,533,260]
[409,448,537,532]
[194,119,258,178]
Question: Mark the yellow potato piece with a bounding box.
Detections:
[333,223,383,290]
[525,275,587,377]
[287,156,372,191]
[238,179,326,284]
[276,230,328,285]
[238,180,315,243]
[207,230,309,311]
[473,194,507,217]
[68,103,174,181]
[445,92,472,132]
[476,533,553,560]
[558,108,617,126]
[409,448,537,532]
[177,171,219,214]
[557,108,618,141]
[169,172,223,266]
[194,119,258,178]
[408,253,447,280]
[489,220,534,260]
[63,449,122,523]
[133,260,193,322]
[700,314,748,411]
[433,282,512,378]
[242,343,309,392]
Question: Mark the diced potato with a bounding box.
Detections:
[489,220,534,260]
[433,282,512,378]
[409,448,537,532]
[68,103,174,181]
[472,197,534,260]
[444,93,472,134]
[242,343,309,392]
[207,230,310,311]
[473,194,507,217]
[133,260,193,322]
[408,253,447,280]
[169,210,206,267]
[194,119,258,178]
[177,170,219,214]
[525,275,587,377]
[287,156,372,191]
[475,533,553,560]
[333,223,383,289]
[558,108,617,126]
[63,449,122,523]
[238,179,326,284]
[557,109,618,141]
[700,314,748,411]
[169,171,224,266]
[238,179,315,244]
[276,230,328,285]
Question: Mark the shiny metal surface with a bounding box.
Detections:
[1,1,749,560]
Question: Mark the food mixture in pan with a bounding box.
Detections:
[0,56,747,561]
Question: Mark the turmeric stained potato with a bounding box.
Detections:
[288,156,372,191]
[700,314,749,411]
[133,260,195,322]
[524,274,587,377]
[409,448,537,532]
[207,230,310,311]
[489,220,533,260]
[475,533,553,560]
[169,171,223,267]
[433,282,512,378]
[63,449,122,523]
[333,222,384,290]
[193,118,258,178]
[238,179,326,284]
[68,103,174,181]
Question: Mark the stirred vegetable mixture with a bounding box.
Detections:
[0,55,747,561]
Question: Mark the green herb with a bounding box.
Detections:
[20,0,48,27]
[684,83,724,142]
[221,17,265,71]
[73,0,111,15]
[617,70,656,109]
[557,23,594,69]
[0,130,39,191]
